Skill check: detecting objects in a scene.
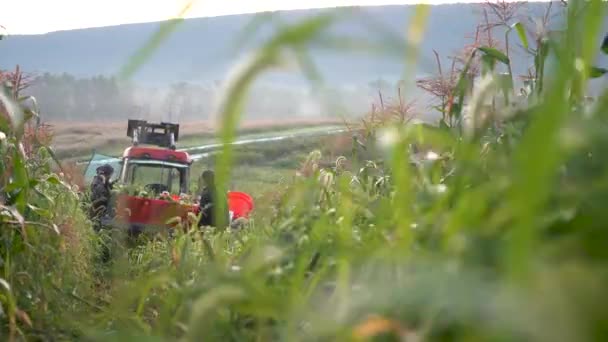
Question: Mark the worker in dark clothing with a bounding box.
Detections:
[89,163,114,231]
[197,170,229,228]
[89,164,115,264]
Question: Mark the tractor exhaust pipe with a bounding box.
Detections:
[132,127,140,146]
[169,132,176,150]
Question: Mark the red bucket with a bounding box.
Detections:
[228,191,254,219]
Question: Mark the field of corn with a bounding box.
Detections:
[1,1,608,341]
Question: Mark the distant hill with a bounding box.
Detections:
[1,3,565,84]
[1,2,606,123]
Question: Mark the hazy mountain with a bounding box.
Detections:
[1,2,605,123]
[1,3,565,85]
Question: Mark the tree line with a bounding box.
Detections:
[24,72,415,123]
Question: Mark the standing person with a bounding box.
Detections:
[89,163,114,231]
[197,170,229,228]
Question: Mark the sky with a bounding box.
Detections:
[1,0,489,35]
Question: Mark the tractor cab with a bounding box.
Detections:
[120,120,191,196]
[120,147,192,197]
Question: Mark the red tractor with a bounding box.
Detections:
[109,120,253,234]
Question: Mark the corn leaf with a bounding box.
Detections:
[477,47,510,65]
[512,22,529,50]
[590,66,608,78]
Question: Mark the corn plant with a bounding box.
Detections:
[0,68,98,341]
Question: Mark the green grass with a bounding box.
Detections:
[2,1,608,341]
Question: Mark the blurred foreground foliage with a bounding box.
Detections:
[1,0,608,341]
